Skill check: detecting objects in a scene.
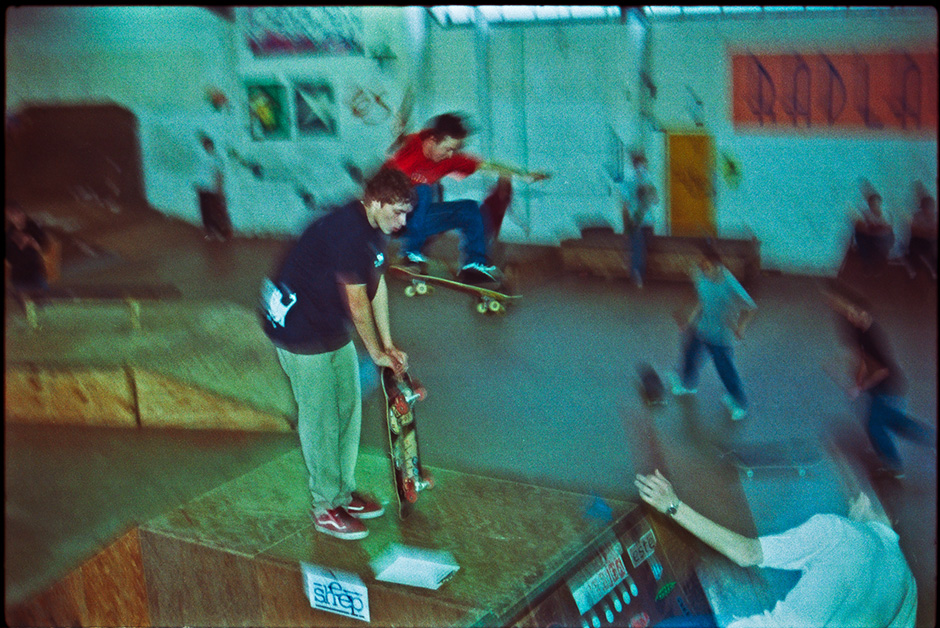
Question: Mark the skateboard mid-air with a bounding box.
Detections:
[388,263,520,315]
[388,176,522,315]
[381,367,433,518]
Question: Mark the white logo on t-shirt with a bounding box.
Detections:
[261,278,296,328]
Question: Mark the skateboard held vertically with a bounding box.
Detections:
[388,263,521,315]
[381,367,433,518]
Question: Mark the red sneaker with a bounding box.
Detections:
[345,492,385,519]
[311,507,368,540]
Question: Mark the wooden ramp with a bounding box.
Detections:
[5,364,291,432]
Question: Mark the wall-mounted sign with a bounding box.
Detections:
[731,50,938,133]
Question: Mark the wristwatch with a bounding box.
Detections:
[665,501,680,517]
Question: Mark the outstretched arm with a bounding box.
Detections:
[479,160,550,183]
[634,470,762,567]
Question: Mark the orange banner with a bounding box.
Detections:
[731,51,937,133]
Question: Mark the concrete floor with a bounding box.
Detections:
[5,201,937,625]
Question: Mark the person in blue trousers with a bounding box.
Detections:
[823,280,937,480]
[671,240,757,420]
[620,152,658,288]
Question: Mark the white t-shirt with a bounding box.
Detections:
[195,148,224,192]
[727,514,917,628]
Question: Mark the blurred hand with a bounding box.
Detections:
[634,470,680,514]
[528,172,550,183]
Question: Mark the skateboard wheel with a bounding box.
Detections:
[416,281,429,295]
[476,302,488,314]
[404,285,417,297]
[404,479,418,502]
[488,300,502,313]
[422,474,435,490]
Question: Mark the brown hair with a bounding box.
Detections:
[363,168,414,206]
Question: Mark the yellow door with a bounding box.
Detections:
[667,133,715,236]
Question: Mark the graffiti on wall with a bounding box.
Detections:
[731,50,937,132]
[243,7,364,58]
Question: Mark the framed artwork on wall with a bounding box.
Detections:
[242,7,365,58]
[246,82,289,141]
[294,81,337,137]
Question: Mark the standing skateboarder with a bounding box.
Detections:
[261,168,413,540]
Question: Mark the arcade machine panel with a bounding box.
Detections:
[504,505,711,628]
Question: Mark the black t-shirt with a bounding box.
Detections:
[261,201,386,354]
[842,318,907,396]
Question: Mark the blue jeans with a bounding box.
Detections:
[627,224,650,280]
[680,330,746,408]
[866,393,937,472]
[401,184,488,266]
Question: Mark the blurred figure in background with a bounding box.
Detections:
[5,201,49,290]
[852,190,894,277]
[621,152,658,289]
[195,133,232,241]
[671,240,757,421]
[822,280,937,480]
[903,192,937,280]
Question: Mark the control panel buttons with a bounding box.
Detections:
[628,576,639,597]
[620,584,631,604]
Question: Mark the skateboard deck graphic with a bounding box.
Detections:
[717,438,823,479]
[637,362,666,406]
[381,367,433,518]
[388,263,521,315]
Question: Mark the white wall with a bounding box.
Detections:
[5,6,937,274]
[647,11,938,274]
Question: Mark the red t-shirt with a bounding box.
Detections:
[386,131,481,185]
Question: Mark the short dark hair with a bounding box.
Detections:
[427,113,469,141]
[363,167,414,206]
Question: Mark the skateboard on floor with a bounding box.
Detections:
[636,362,666,406]
[381,367,433,518]
[388,263,521,315]
[716,438,823,479]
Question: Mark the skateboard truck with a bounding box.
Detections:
[388,376,427,431]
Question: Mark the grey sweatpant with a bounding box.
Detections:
[276,341,361,510]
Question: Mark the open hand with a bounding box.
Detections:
[634,470,679,514]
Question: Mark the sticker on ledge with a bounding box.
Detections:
[301,563,370,622]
